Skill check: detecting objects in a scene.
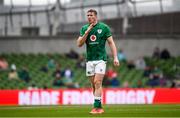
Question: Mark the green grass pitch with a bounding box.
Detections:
[0,104,179,117]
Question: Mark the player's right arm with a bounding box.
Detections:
[77,24,94,47]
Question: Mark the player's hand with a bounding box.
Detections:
[113,57,120,67]
[85,23,94,34]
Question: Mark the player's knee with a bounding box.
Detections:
[94,80,102,89]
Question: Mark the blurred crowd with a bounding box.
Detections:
[0,47,179,89]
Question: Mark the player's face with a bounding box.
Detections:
[87,12,97,24]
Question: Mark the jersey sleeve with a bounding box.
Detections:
[105,25,112,39]
[80,27,85,37]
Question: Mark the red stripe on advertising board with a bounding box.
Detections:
[0,90,18,105]
[153,88,180,104]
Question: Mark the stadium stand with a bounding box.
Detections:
[0,53,179,89]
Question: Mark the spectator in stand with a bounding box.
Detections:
[117,49,127,62]
[40,54,56,73]
[135,56,146,70]
[104,67,120,87]
[127,60,135,70]
[63,77,78,88]
[160,48,171,60]
[76,55,86,69]
[8,64,19,80]
[18,66,31,83]
[66,48,79,59]
[170,81,176,88]
[0,56,9,71]
[53,77,64,87]
[53,64,64,87]
[110,77,120,87]
[47,54,56,69]
[159,76,167,87]
[40,65,48,73]
[27,84,38,90]
[62,66,80,88]
[137,80,143,88]
[63,66,74,79]
[152,47,161,59]
[122,81,129,88]
[143,66,153,77]
[147,66,163,87]
[103,67,114,86]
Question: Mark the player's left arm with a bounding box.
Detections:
[107,36,120,66]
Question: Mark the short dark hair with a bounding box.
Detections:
[87,9,97,16]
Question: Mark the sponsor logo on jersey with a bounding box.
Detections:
[90,35,96,41]
[97,29,102,34]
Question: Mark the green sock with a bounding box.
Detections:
[93,99,102,108]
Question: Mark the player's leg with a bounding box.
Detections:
[86,61,98,114]
[90,74,104,114]
[89,76,95,95]
[86,61,95,94]
[91,60,106,114]
[93,73,104,109]
[89,75,100,114]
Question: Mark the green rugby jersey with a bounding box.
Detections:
[80,22,112,61]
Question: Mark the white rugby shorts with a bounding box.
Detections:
[86,60,106,76]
